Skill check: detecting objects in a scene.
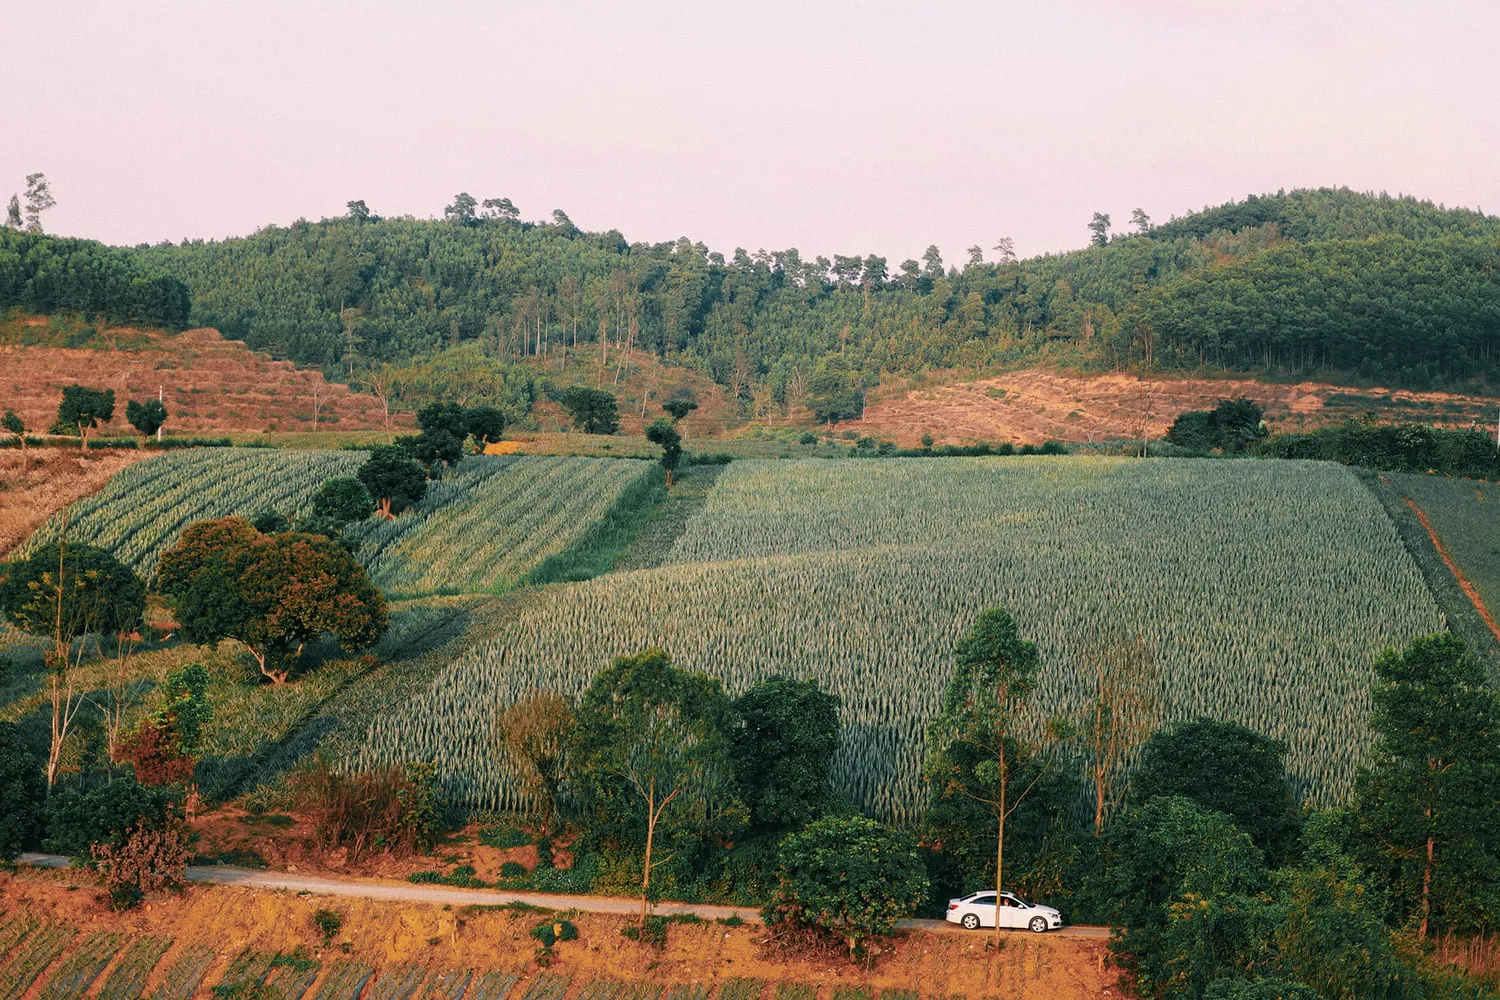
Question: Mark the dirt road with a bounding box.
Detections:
[19,853,1109,939]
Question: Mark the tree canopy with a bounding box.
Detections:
[357,445,428,517]
[157,517,387,683]
[731,676,841,835]
[0,541,145,645]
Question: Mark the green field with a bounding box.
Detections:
[359,457,1441,821]
[1387,472,1500,615]
[16,449,652,596]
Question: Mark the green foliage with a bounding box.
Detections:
[124,399,167,439]
[764,815,928,958]
[0,721,44,860]
[524,462,664,587]
[310,477,375,525]
[358,445,428,517]
[1352,634,1500,938]
[0,541,145,641]
[57,385,115,445]
[120,663,213,785]
[360,457,1440,821]
[645,420,682,481]
[1202,980,1322,1000]
[401,402,467,476]
[569,649,744,885]
[1133,718,1302,864]
[479,825,533,849]
[251,510,290,534]
[0,229,191,328]
[1273,861,1422,1000]
[559,386,620,435]
[662,390,698,423]
[1103,796,1274,999]
[732,676,841,834]
[158,517,387,683]
[462,405,508,447]
[43,772,177,861]
[805,359,863,424]
[1263,422,1500,479]
[1166,399,1267,453]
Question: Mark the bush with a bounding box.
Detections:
[91,817,193,910]
[311,477,375,524]
[764,816,928,959]
[479,825,533,849]
[44,773,175,862]
[530,918,579,948]
[0,722,44,860]
[311,908,343,945]
[291,758,442,862]
[500,861,528,880]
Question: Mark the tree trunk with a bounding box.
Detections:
[994,760,1007,948]
[641,780,656,923]
[1421,830,1434,942]
[379,496,394,519]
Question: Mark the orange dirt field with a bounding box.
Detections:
[852,370,1500,446]
[2,325,399,436]
[0,446,150,557]
[0,873,1121,999]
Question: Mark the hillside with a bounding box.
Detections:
[7,188,1500,415]
[0,314,401,435]
[854,370,1500,446]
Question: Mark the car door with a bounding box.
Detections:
[970,893,998,927]
[997,894,1027,929]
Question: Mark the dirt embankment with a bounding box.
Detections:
[2,324,399,435]
[852,370,1500,446]
[2,874,1119,999]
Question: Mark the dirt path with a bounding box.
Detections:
[18,853,1108,939]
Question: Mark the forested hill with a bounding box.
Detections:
[4,187,1500,396]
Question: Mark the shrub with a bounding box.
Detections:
[0,722,44,860]
[500,861,528,879]
[291,758,443,862]
[530,918,579,948]
[44,773,175,862]
[479,825,533,849]
[91,817,193,910]
[310,908,343,945]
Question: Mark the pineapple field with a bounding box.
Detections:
[358,457,1442,822]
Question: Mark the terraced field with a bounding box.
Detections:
[14,449,653,595]
[360,457,1441,821]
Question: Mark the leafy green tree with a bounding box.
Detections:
[0,541,145,787]
[732,676,841,835]
[1104,796,1274,999]
[43,771,175,862]
[481,197,519,223]
[1088,212,1111,247]
[924,608,1057,944]
[645,419,682,486]
[0,722,44,860]
[662,389,698,423]
[1131,208,1153,233]
[3,409,28,469]
[461,405,507,449]
[805,359,863,425]
[1133,718,1302,864]
[23,173,55,233]
[4,194,19,229]
[399,401,467,475]
[57,385,115,449]
[311,476,375,525]
[346,199,372,223]
[570,648,743,920]
[444,192,477,226]
[495,692,573,834]
[251,510,290,533]
[1352,633,1500,940]
[763,815,928,958]
[119,663,212,787]
[357,445,428,517]
[558,386,620,435]
[125,398,167,444]
[157,518,387,684]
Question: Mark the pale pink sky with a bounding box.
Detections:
[5,0,1497,263]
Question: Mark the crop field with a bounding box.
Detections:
[348,455,653,598]
[1386,472,1500,617]
[15,448,363,578]
[360,456,1440,822]
[12,449,651,598]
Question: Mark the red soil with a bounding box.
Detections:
[2,325,400,436]
[851,370,1500,446]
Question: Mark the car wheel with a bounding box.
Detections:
[961,913,980,930]
[1029,916,1049,933]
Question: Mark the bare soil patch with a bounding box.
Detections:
[852,370,1500,446]
[2,325,400,436]
[1,872,1118,998]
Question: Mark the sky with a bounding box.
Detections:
[5,0,1498,264]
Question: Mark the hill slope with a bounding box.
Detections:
[0,315,399,435]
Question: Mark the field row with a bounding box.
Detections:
[0,915,908,1000]
[361,457,1440,821]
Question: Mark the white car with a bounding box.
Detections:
[945,890,1064,933]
